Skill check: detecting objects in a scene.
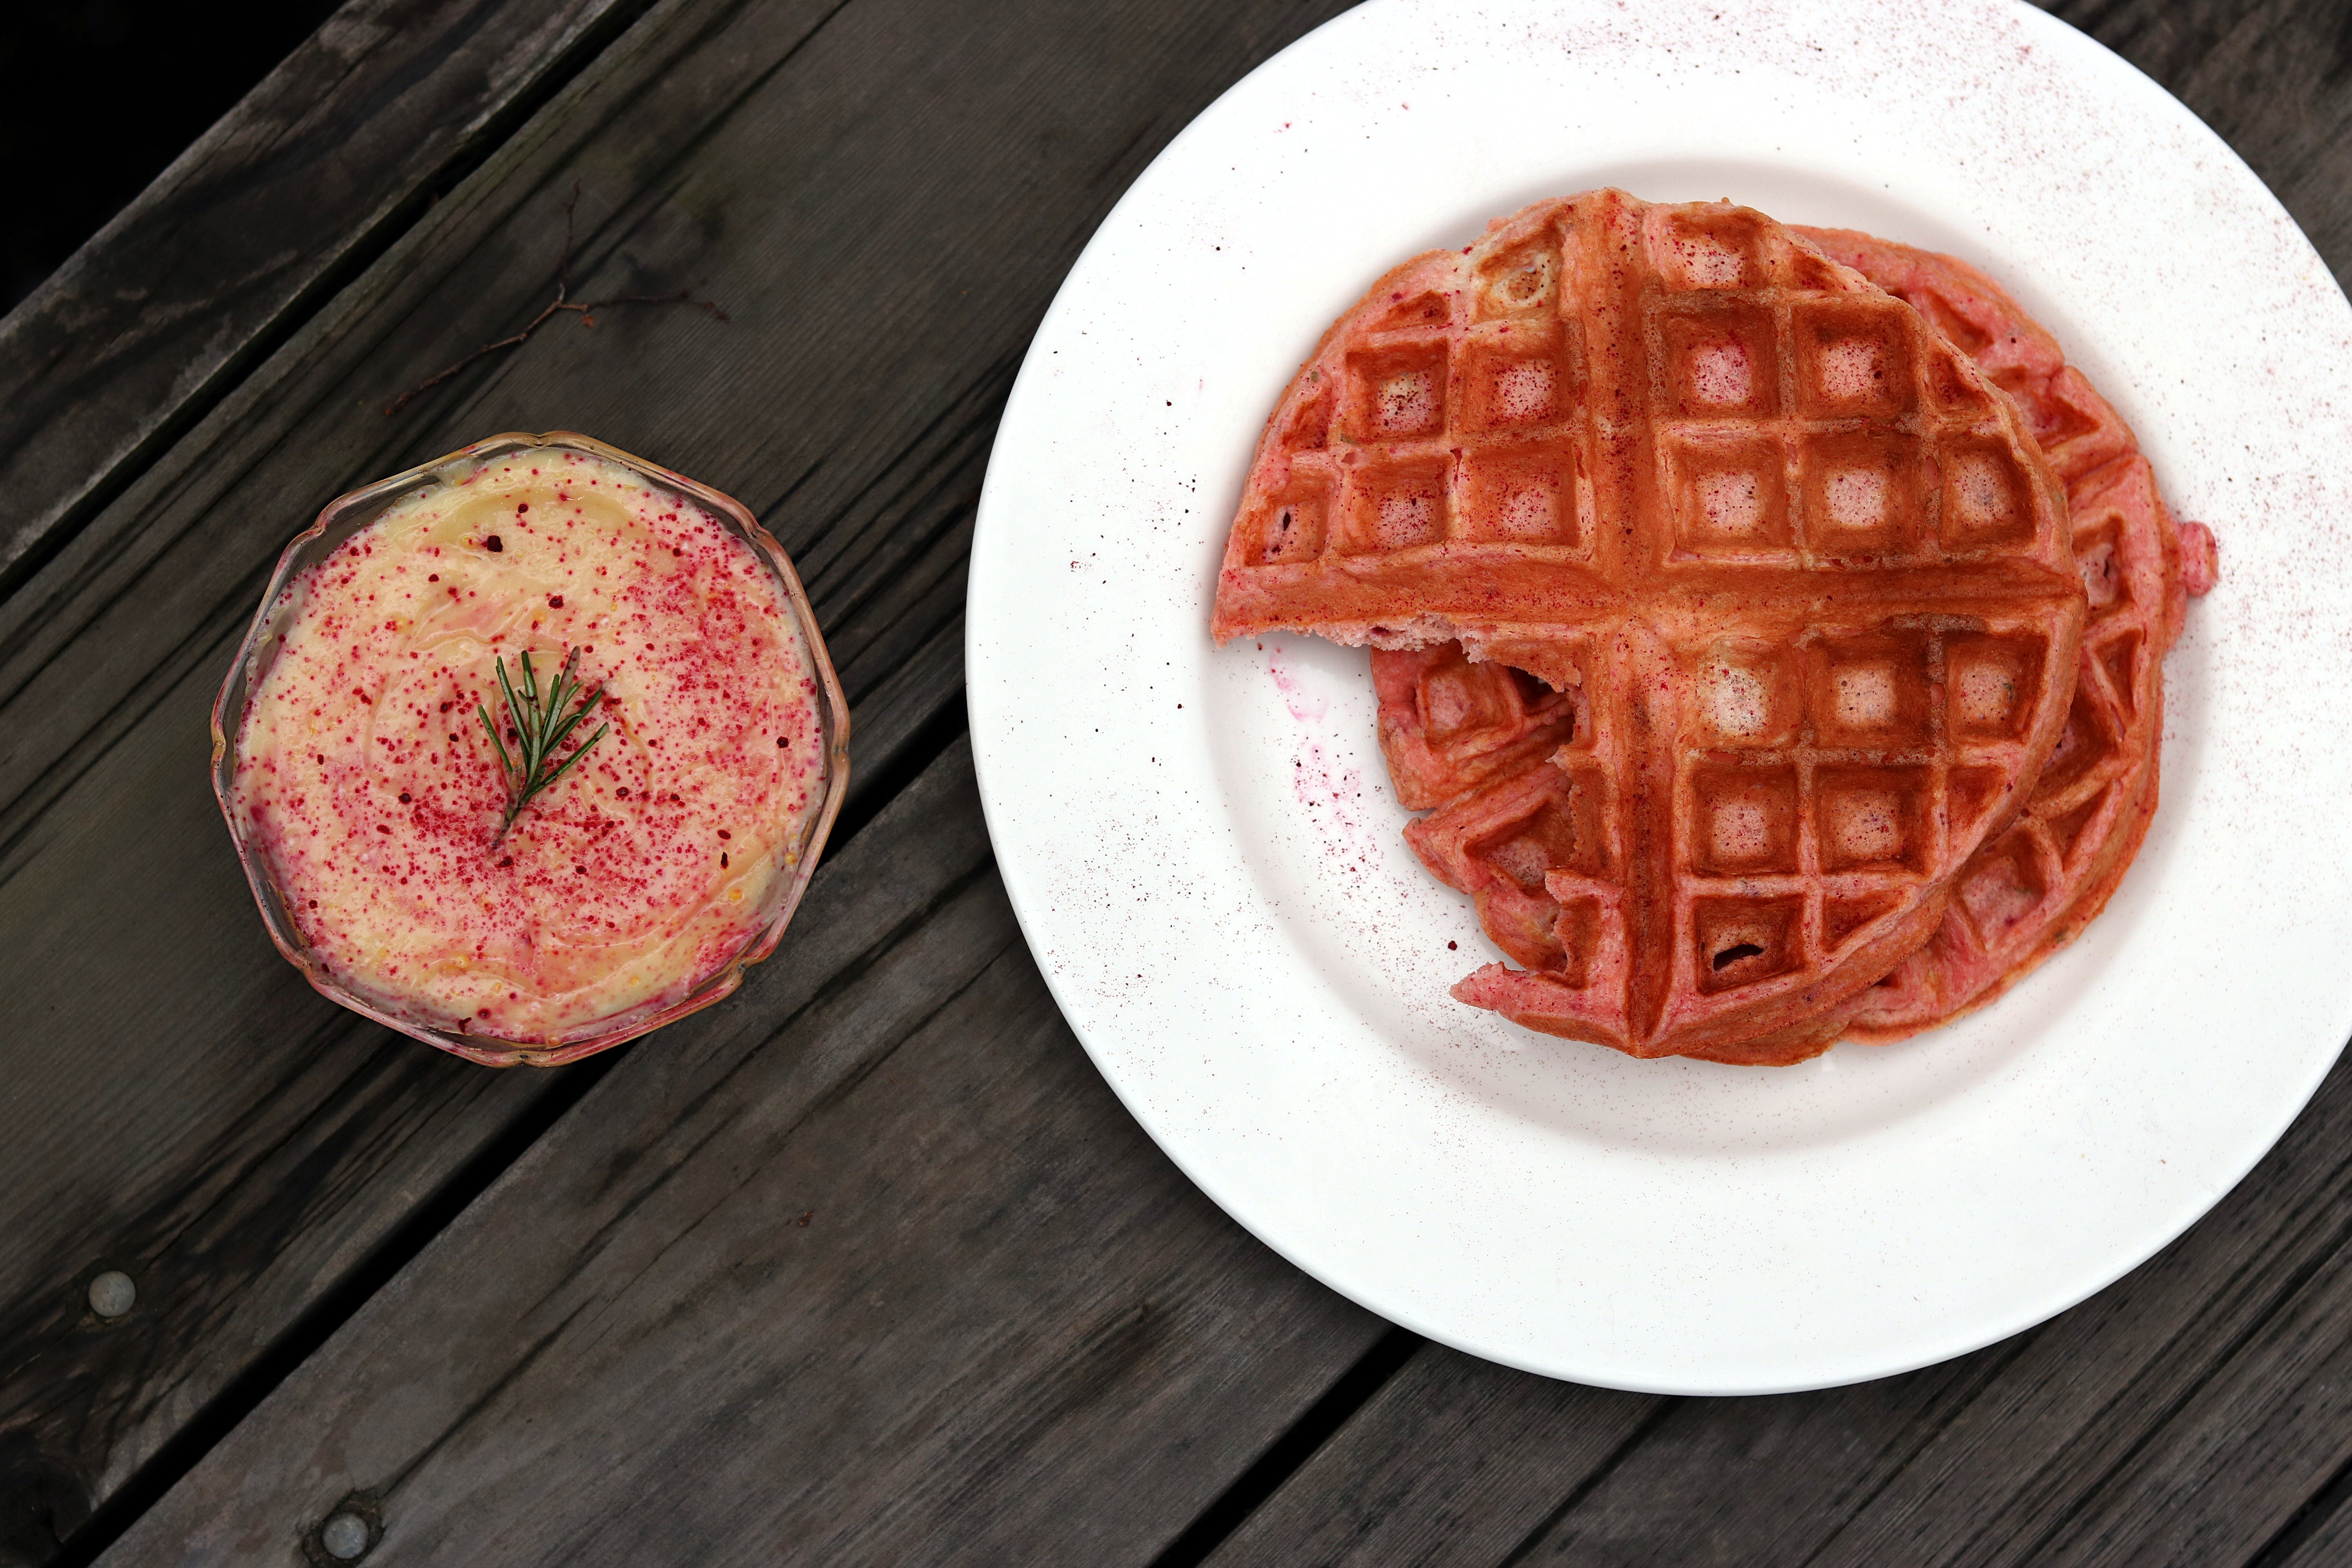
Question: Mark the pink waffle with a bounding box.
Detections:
[1797,229,2215,1041]
[1213,191,2086,1063]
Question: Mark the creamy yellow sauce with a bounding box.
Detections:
[231,447,824,1043]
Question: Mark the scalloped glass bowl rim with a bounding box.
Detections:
[209,430,850,1067]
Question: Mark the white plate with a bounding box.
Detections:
[965,0,2352,1393]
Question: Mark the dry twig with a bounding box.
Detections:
[385,181,728,414]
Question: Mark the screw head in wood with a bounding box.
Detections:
[320,1512,370,1559]
[87,1270,135,1318]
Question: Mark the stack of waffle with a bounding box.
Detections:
[1210,190,2214,1065]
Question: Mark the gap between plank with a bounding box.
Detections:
[2245,1439,2352,1568]
[1148,1325,1426,1568]
[828,691,967,848]
[1494,1397,1682,1568]
[38,710,974,1568]
[0,0,668,610]
[38,1048,623,1568]
[1989,1170,2352,1568]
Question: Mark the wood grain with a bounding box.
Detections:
[0,0,642,597]
[90,742,1386,1567]
[1191,5,2352,1565]
[7,0,2350,1563]
[0,518,953,1568]
[0,0,1352,1559]
[1201,1058,2352,1568]
[1202,1348,1661,1568]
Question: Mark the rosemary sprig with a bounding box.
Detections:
[478,647,610,848]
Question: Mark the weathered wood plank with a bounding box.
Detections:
[0,0,1353,1558]
[2014,1241,2352,1566]
[0,0,644,596]
[1192,1016,2352,1568]
[1203,1348,1660,1568]
[89,741,1386,1567]
[1733,1057,2352,1568]
[22,0,2341,1563]
[0,566,948,1568]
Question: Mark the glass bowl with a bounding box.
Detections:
[210,432,851,1067]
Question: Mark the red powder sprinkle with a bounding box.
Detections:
[236,453,829,1041]
[516,503,530,514]
[428,573,439,582]
[485,535,504,552]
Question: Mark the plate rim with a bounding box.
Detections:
[966,0,2352,1393]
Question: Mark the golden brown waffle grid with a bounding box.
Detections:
[1215,191,2088,1060]
[1798,230,2194,1041]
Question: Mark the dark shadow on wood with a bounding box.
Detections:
[1150,1326,1426,1568]
[2248,1414,2352,1567]
[0,1,345,310]
[0,0,668,608]
[829,696,969,851]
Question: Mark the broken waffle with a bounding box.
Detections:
[1212,190,2087,1063]
[1796,229,2215,1041]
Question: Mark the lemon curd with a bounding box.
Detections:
[229,446,825,1043]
